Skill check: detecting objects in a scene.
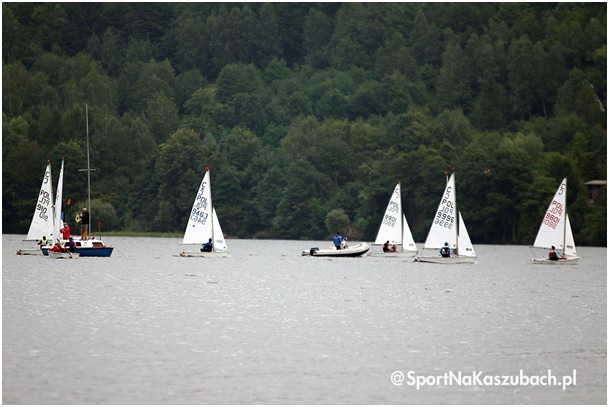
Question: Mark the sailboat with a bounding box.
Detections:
[16,161,55,255]
[414,172,476,264]
[178,167,230,258]
[47,158,79,259]
[530,178,579,265]
[370,182,417,257]
[41,106,114,257]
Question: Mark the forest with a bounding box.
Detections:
[2,2,607,246]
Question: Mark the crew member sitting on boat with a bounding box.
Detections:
[548,245,561,261]
[382,240,390,253]
[201,238,213,252]
[66,237,77,253]
[391,244,397,252]
[49,242,66,253]
[334,232,343,250]
[440,242,451,257]
[37,236,48,249]
[341,237,349,249]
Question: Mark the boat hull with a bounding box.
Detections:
[302,243,370,257]
[41,238,114,257]
[414,255,477,264]
[48,251,79,259]
[16,248,46,256]
[368,249,417,258]
[75,247,114,257]
[530,256,580,265]
[179,250,230,258]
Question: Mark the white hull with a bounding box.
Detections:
[368,249,417,258]
[48,251,79,259]
[414,255,477,264]
[16,248,46,256]
[530,256,579,265]
[179,250,230,258]
[302,243,370,257]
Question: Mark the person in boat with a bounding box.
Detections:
[80,207,90,240]
[60,222,71,239]
[548,245,561,261]
[201,238,213,252]
[66,237,77,253]
[341,237,349,249]
[334,232,343,250]
[49,242,66,253]
[440,242,451,257]
[37,236,48,249]
[382,240,390,253]
[391,244,397,252]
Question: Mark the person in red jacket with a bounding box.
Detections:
[60,222,71,239]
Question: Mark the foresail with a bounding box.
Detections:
[564,214,577,257]
[374,183,403,245]
[533,178,567,250]
[212,207,229,251]
[458,212,476,257]
[182,170,213,245]
[423,174,458,249]
[52,159,64,243]
[26,163,54,241]
[402,214,417,252]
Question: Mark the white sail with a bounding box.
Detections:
[212,208,228,251]
[26,162,54,241]
[402,214,417,252]
[458,212,476,257]
[52,158,65,243]
[183,170,213,245]
[564,214,577,257]
[533,178,569,251]
[423,173,458,250]
[374,183,403,245]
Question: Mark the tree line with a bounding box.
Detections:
[2,2,606,245]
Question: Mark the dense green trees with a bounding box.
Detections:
[2,3,606,246]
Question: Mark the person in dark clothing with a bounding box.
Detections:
[333,232,342,250]
[81,208,90,240]
[201,238,213,252]
[440,242,451,257]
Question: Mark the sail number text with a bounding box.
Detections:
[190,182,210,224]
[37,190,51,221]
[543,200,563,229]
[434,187,454,229]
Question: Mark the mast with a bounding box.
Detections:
[207,166,214,249]
[451,168,458,254]
[86,104,92,233]
[562,179,567,257]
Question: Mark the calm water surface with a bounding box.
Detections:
[2,235,606,404]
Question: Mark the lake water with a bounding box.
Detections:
[2,235,606,404]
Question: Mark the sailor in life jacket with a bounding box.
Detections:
[440,242,451,257]
[548,245,560,260]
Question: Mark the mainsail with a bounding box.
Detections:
[374,183,403,245]
[423,173,458,250]
[533,178,577,258]
[26,162,54,241]
[183,170,213,245]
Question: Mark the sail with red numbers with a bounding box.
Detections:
[530,178,579,265]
